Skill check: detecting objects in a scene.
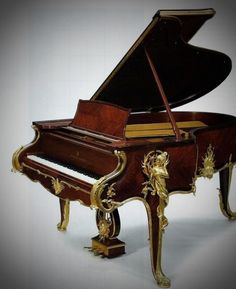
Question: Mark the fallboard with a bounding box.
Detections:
[36,131,118,177]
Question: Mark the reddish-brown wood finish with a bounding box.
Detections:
[15,107,236,288]
[18,109,236,208]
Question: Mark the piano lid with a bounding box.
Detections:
[91,9,232,112]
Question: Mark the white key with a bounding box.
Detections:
[27,155,98,184]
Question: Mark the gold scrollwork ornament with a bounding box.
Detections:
[52,178,64,195]
[90,150,127,213]
[142,150,169,200]
[98,217,112,241]
[12,125,40,173]
[199,144,215,179]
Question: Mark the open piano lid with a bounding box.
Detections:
[91,9,232,112]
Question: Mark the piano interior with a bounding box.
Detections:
[12,8,236,288]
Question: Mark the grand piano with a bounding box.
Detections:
[12,8,236,288]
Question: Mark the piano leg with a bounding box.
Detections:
[57,199,70,231]
[218,162,236,220]
[145,196,171,288]
[90,209,125,258]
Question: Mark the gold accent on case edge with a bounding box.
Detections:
[12,125,40,172]
[90,150,127,213]
[170,146,235,197]
[21,162,91,195]
[57,199,70,231]
[12,125,90,196]
[199,144,215,179]
[142,150,169,199]
[52,178,65,195]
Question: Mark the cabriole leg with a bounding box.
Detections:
[145,197,171,288]
[57,199,70,231]
[219,162,236,220]
[142,149,171,287]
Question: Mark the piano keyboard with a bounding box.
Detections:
[27,155,99,184]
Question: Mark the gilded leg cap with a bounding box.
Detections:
[57,222,67,231]
[156,273,171,288]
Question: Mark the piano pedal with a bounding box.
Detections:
[84,246,105,256]
[88,235,125,258]
[84,246,93,251]
[84,246,105,257]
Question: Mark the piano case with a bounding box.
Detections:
[12,8,236,288]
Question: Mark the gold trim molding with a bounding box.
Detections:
[169,146,235,197]
[90,150,127,213]
[22,162,90,195]
[12,125,40,172]
[12,125,90,195]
